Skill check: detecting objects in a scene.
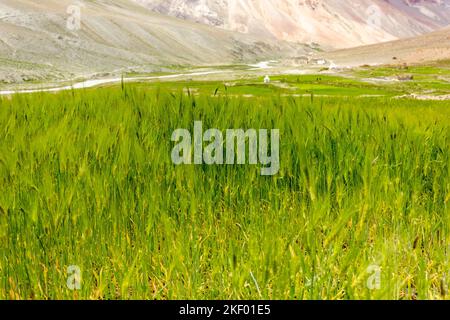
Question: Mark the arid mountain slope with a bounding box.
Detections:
[136,0,450,48]
[0,0,305,84]
[321,26,450,66]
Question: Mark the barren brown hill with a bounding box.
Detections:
[321,27,450,66]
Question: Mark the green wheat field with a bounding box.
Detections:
[1,74,449,299]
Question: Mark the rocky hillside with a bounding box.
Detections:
[0,0,306,84]
[135,0,450,48]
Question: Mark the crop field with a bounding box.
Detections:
[127,74,402,97]
[352,63,450,95]
[0,74,449,300]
